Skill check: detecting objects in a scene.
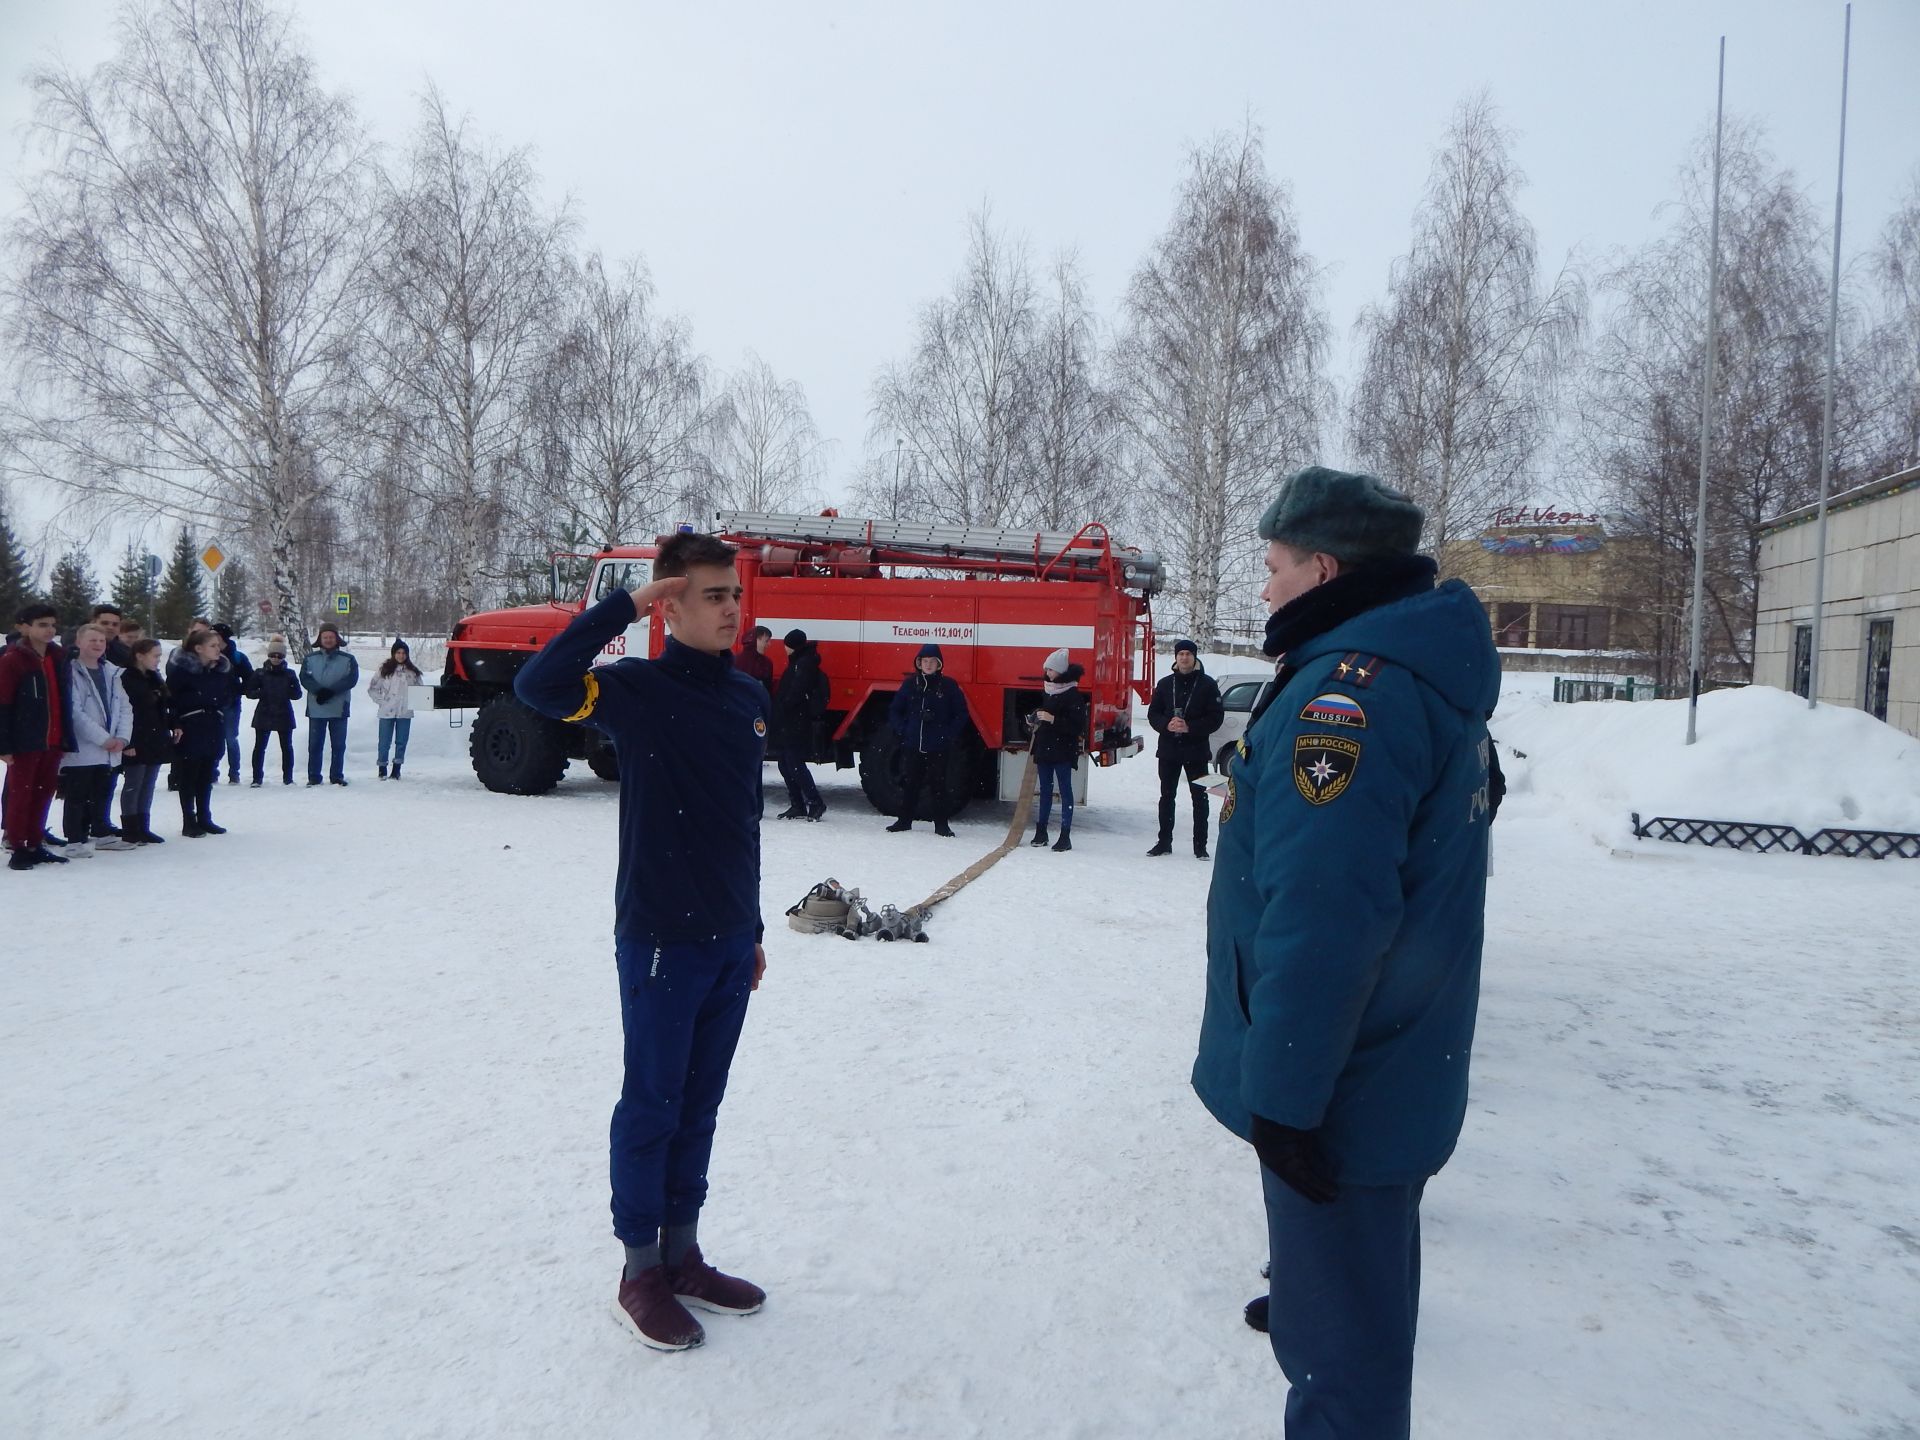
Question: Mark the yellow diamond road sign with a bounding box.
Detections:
[200,544,226,573]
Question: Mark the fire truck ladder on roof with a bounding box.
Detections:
[713,510,1165,594]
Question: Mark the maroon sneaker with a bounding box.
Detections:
[613,1265,705,1351]
[669,1244,766,1316]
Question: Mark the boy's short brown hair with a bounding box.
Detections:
[652,531,738,581]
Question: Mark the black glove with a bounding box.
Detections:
[312,686,333,703]
[1250,1114,1339,1205]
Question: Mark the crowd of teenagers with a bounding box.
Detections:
[0,601,424,873]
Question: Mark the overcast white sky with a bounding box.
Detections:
[2,0,1917,545]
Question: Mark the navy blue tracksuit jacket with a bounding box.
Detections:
[516,590,769,945]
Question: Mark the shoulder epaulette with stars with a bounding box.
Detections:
[1331,653,1386,688]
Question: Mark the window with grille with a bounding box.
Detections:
[1864,618,1894,722]
[1790,625,1812,699]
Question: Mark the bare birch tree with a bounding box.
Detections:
[1579,121,1863,684]
[360,86,570,615]
[870,209,1038,526]
[1112,125,1329,642]
[528,253,711,547]
[1858,171,1920,477]
[696,353,826,515]
[2,0,375,653]
[1023,252,1124,531]
[1348,95,1585,566]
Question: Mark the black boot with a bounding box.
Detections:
[1194,839,1209,859]
[933,819,955,837]
[1051,832,1072,852]
[1030,825,1049,848]
[1147,838,1173,856]
[1245,1294,1269,1332]
[390,762,402,780]
[378,763,388,779]
[777,805,806,820]
[886,818,913,833]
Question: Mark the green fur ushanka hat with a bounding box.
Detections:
[1257,466,1425,561]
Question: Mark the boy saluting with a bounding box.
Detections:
[517,532,771,1352]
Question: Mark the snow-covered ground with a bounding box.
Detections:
[3,656,1918,1439]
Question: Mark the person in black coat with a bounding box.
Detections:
[1147,638,1226,859]
[166,631,232,837]
[1028,648,1087,852]
[772,629,828,820]
[244,634,303,785]
[116,638,178,844]
[884,642,970,837]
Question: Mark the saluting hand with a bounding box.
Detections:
[626,576,690,611]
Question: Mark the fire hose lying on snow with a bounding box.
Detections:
[785,756,1039,943]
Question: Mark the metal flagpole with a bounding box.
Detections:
[1686,38,1726,746]
[1806,3,1853,711]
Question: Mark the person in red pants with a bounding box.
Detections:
[0,604,76,870]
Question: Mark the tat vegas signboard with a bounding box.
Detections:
[1481,503,1606,557]
[1488,504,1602,528]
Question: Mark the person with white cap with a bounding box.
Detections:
[244,635,303,786]
[1027,647,1085,852]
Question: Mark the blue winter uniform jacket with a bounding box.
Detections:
[515,589,769,946]
[1192,580,1501,1186]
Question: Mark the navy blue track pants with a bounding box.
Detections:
[610,931,756,1244]
[1263,1164,1427,1439]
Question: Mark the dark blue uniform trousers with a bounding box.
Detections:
[610,931,756,1245]
[1263,1164,1427,1440]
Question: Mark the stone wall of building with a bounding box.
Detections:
[1755,467,1919,738]
[1443,520,1660,655]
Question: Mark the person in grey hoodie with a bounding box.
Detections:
[60,622,136,854]
[299,621,359,786]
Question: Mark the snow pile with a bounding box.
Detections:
[4,664,1919,1437]
[1492,683,1920,838]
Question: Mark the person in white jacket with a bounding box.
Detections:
[366,639,423,780]
[59,623,135,854]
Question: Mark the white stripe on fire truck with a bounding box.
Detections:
[757,619,1095,649]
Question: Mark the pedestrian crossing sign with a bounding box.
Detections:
[333,592,351,615]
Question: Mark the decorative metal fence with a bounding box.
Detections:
[1631,813,1920,859]
[1554,676,1667,703]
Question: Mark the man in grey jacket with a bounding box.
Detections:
[299,622,359,787]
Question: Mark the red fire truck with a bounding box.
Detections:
[431,510,1164,814]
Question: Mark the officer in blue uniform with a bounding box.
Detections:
[517,531,772,1354]
[1193,467,1500,1438]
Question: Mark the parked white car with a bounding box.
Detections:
[1208,670,1275,772]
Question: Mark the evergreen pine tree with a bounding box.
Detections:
[152,530,208,640]
[0,491,38,624]
[212,558,251,634]
[47,549,99,635]
[110,543,158,629]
